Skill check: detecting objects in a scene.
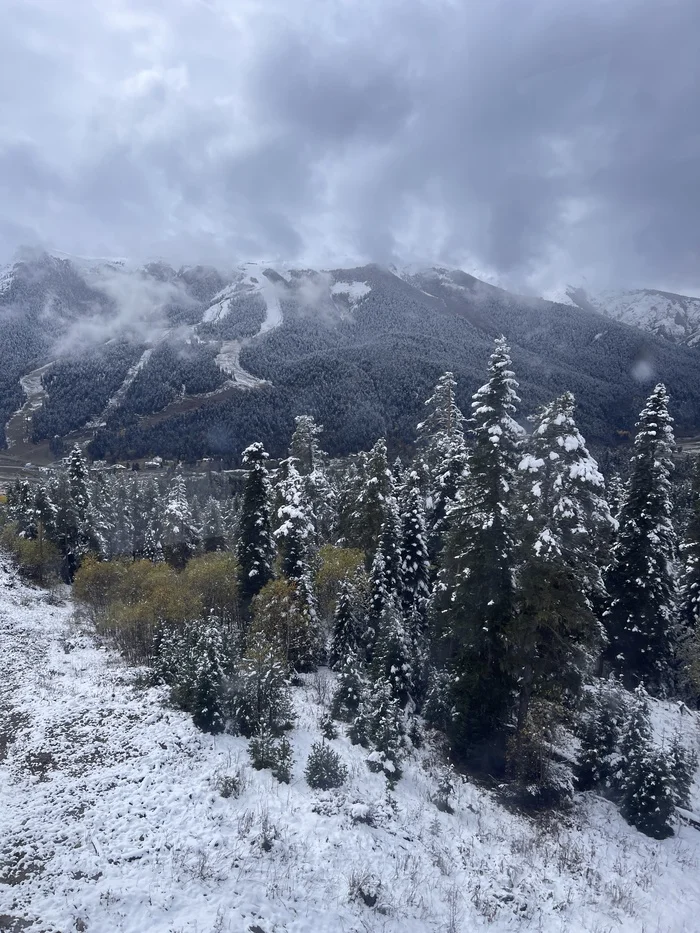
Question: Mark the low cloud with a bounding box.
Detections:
[1,0,699,295]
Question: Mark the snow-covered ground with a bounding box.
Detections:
[566,287,700,346]
[2,561,700,933]
[4,362,55,448]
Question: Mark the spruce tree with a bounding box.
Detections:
[232,633,293,737]
[668,731,698,810]
[679,457,700,634]
[576,679,627,792]
[605,385,678,692]
[329,579,361,670]
[237,443,276,604]
[202,497,227,553]
[67,445,90,525]
[289,414,336,540]
[372,597,413,706]
[112,474,134,557]
[615,686,652,795]
[190,620,225,734]
[359,678,405,783]
[353,438,396,561]
[515,393,614,730]
[621,745,676,839]
[274,458,316,579]
[331,651,365,722]
[399,474,431,617]
[438,337,524,748]
[162,472,198,569]
[416,372,468,557]
[416,371,465,480]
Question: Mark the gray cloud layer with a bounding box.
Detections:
[1,0,699,293]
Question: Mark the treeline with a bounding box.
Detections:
[4,339,700,834]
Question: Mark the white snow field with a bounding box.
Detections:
[1,560,700,933]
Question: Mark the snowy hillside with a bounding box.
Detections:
[2,561,700,933]
[566,286,700,347]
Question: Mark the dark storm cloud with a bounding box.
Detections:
[1,0,699,292]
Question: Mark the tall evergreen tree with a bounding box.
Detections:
[438,337,524,748]
[416,372,468,559]
[202,497,227,553]
[399,473,431,617]
[329,578,361,670]
[679,457,700,634]
[237,443,276,604]
[514,393,614,730]
[353,438,396,561]
[162,472,198,569]
[67,445,90,525]
[604,385,678,691]
[274,458,316,579]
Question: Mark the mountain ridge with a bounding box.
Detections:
[2,251,700,470]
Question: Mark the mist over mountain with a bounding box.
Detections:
[2,250,700,466]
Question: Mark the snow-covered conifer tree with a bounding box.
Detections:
[439,337,524,747]
[515,392,615,729]
[274,458,316,579]
[237,443,276,603]
[329,579,361,670]
[162,472,198,569]
[399,473,431,616]
[605,385,677,691]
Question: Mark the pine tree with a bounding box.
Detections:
[416,371,465,479]
[237,443,276,603]
[438,337,524,748]
[274,458,316,579]
[515,393,614,731]
[605,385,678,692]
[112,474,135,557]
[67,445,90,525]
[202,497,227,553]
[162,472,198,569]
[621,746,675,839]
[329,579,361,670]
[679,457,700,634]
[615,686,652,795]
[576,679,627,791]
[331,651,365,722]
[668,731,698,810]
[359,678,405,784]
[249,578,318,672]
[190,620,225,734]
[231,633,293,737]
[399,474,431,617]
[353,438,396,561]
[416,372,468,557]
[305,742,348,789]
[372,597,413,706]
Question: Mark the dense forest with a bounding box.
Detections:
[89,265,700,465]
[4,337,700,839]
[5,252,700,466]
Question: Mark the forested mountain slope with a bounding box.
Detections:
[3,251,700,464]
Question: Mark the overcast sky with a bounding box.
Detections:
[1,0,699,294]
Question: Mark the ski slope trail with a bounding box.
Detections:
[2,560,700,932]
